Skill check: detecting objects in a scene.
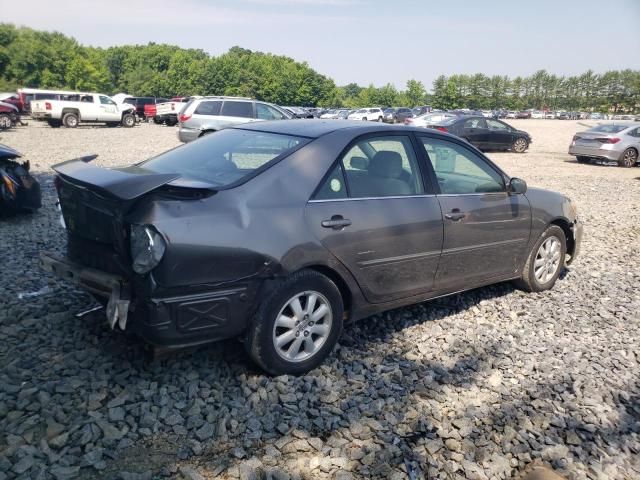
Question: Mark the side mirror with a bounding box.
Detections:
[509,177,527,194]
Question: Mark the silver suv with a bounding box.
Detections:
[177,96,292,142]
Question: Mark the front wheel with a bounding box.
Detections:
[245,270,343,375]
[362,117,367,121]
[377,116,383,122]
[0,114,13,129]
[512,137,529,153]
[576,156,590,163]
[618,148,638,168]
[514,225,566,292]
[121,114,135,128]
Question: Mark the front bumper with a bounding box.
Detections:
[567,217,583,265]
[177,127,201,143]
[40,252,257,348]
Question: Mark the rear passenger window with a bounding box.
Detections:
[314,164,347,200]
[194,101,222,116]
[221,101,254,118]
[342,136,423,198]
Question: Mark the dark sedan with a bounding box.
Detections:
[42,121,581,374]
[433,116,532,153]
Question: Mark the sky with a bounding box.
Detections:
[1,0,639,89]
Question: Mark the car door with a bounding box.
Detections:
[485,119,516,149]
[459,117,489,149]
[305,134,444,303]
[98,96,121,121]
[78,95,100,121]
[416,135,531,291]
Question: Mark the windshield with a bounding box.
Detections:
[588,124,629,134]
[141,129,309,188]
[356,109,367,113]
[436,117,459,126]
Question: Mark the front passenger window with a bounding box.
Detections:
[420,137,505,194]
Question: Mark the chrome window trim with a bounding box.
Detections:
[308,194,436,203]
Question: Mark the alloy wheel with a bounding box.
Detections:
[272,290,333,363]
[513,138,528,153]
[534,236,561,284]
[620,148,638,168]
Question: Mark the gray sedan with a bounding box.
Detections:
[42,121,583,374]
[569,123,640,167]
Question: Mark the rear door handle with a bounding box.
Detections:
[444,210,465,221]
[322,216,351,229]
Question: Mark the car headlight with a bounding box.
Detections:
[130,224,166,274]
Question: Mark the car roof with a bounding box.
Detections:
[233,119,452,139]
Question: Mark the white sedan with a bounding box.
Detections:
[404,112,457,127]
[348,108,384,122]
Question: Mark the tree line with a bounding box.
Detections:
[1,24,638,112]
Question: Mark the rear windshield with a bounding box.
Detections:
[141,129,309,188]
[588,124,629,133]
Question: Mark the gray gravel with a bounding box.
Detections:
[0,120,638,479]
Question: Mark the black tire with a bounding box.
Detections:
[618,147,638,168]
[377,116,383,122]
[245,270,344,375]
[63,113,79,128]
[576,156,590,163]
[153,117,162,125]
[512,137,529,153]
[47,120,62,128]
[0,114,13,129]
[514,225,566,292]
[166,119,178,127]
[106,122,119,128]
[362,117,367,122]
[121,114,135,128]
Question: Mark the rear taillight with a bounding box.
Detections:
[596,137,620,144]
[45,102,52,110]
[435,126,448,132]
[179,114,191,122]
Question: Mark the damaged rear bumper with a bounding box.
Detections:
[39,252,257,348]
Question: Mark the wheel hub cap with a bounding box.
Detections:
[533,236,561,284]
[272,291,332,363]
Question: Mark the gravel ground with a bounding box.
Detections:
[0,119,638,480]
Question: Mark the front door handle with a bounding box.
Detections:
[444,210,465,221]
[322,215,351,230]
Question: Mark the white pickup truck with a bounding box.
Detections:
[31,93,136,128]
[154,97,194,126]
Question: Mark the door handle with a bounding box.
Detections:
[444,209,465,221]
[321,216,351,230]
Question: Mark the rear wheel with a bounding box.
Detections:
[121,114,135,128]
[618,148,638,168]
[153,117,162,125]
[512,137,529,153]
[245,270,343,375]
[576,156,590,163]
[514,225,566,292]
[47,120,62,128]
[106,122,119,128]
[63,113,79,128]
[362,117,367,121]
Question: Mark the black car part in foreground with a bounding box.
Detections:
[0,144,41,216]
[41,120,581,374]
